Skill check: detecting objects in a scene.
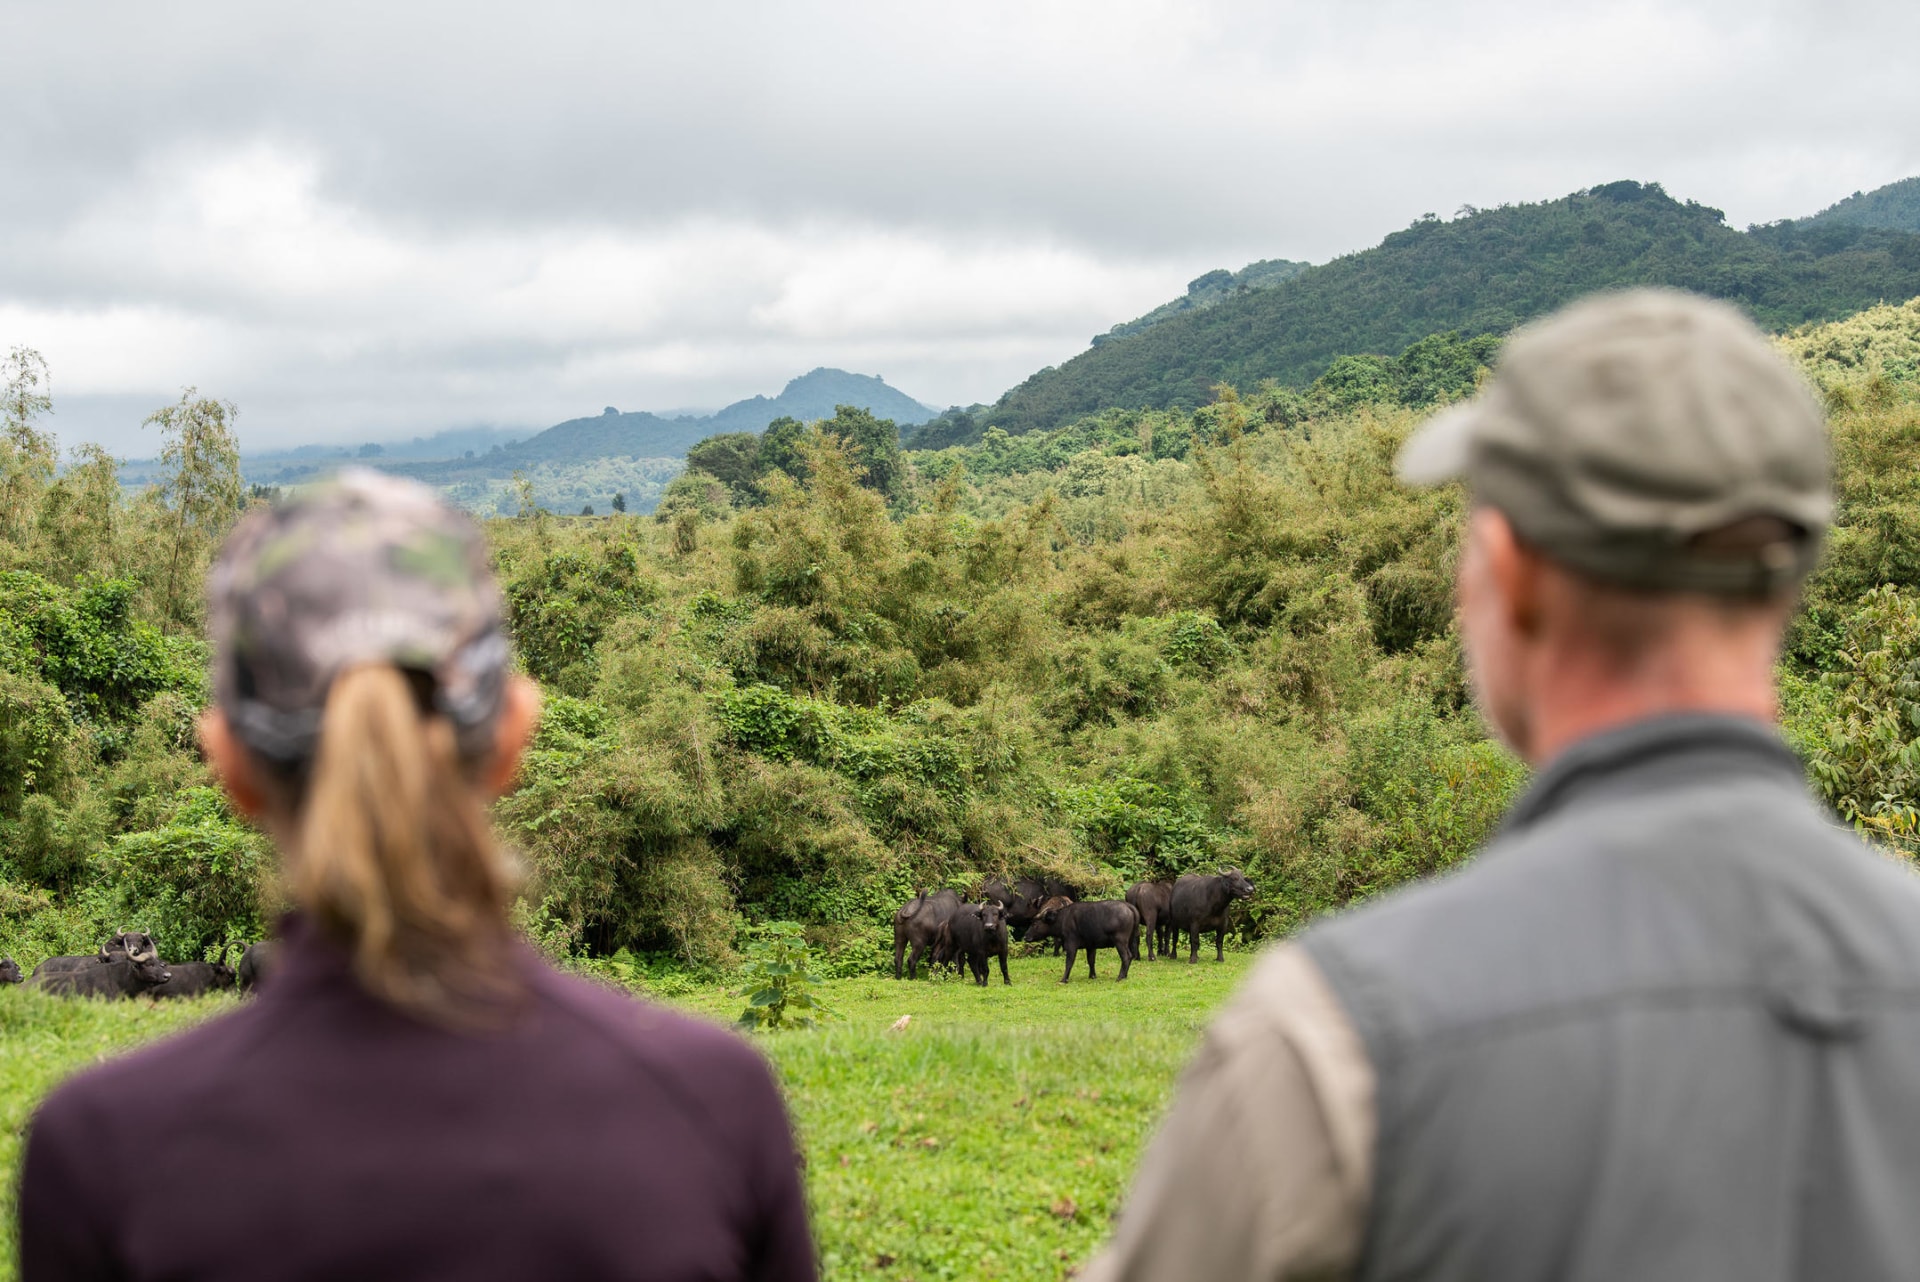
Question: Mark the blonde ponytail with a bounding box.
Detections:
[289,664,519,1023]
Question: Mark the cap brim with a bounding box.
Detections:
[1396,401,1480,487]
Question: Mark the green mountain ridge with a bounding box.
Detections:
[1091,257,1312,347]
[1801,176,1920,234]
[975,179,1920,440]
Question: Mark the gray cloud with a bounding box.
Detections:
[3,0,1917,453]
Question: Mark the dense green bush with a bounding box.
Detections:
[97,788,273,960]
[7,300,1920,980]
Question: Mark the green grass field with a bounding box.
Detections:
[3,951,1256,1281]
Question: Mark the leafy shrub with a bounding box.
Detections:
[1801,585,1920,853]
[736,921,833,1030]
[97,787,274,960]
[502,540,657,691]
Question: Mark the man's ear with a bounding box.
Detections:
[482,676,542,797]
[1477,508,1545,640]
[199,709,269,821]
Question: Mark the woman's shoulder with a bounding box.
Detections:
[529,965,783,1114]
[533,964,764,1065]
[31,1000,274,1149]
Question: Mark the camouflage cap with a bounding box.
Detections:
[1397,289,1832,596]
[208,469,510,768]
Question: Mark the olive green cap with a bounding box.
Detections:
[1397,289,1832,595]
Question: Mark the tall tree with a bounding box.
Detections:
[821,405,903,502]
[144,389,243,628]
[0,347,58,549]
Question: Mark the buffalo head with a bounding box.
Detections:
[130,952,172,985]
[1222,868,1255,899]
[0,957,21,984]
[102,930,160,965]
[1022,898,1071,943]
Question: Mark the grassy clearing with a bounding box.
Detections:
[1,990,244,1275]
[2,950,1254,1282]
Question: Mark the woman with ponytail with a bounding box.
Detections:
[21,472,816,1281]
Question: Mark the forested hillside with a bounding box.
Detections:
[1090,257,1312,347]
[1803,176,1920,234]
[5,296,1920,982]
[980,180,1920,438]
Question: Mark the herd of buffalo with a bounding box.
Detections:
[0,932,276,1000]
[892,869,1257,985]
[2,871,1258,1001]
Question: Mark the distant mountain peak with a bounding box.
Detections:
[700,369,935,436]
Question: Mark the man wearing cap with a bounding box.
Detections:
[1083,289,1920,1281]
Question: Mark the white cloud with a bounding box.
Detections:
[7,144,1183,451]
[1,0,1916,453]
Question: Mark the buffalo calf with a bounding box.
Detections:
[1023,899,1140,983]
[0,957,21,984]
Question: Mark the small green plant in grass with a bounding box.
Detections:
[736,921,833,1031]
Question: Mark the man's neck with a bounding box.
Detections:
[1520,638,1780,769]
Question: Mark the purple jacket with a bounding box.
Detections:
[20,921,816,1282]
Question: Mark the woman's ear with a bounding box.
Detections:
[482,676,542,797]
[199,709,269,821]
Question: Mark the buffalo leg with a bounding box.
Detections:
[996,947,1010,985]
[909,940,928,980]
[1086,945,1097,979]
[1118,936,1133,981]
[1188,924,1200,964]
[1215,926,1225,962]
[894,934,906,980]
[1060,943,1077,984]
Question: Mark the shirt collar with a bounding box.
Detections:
[1501,712,1807,835]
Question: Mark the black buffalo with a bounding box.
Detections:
[151,961,238,999]
[893,889,963,979]
[1170,869,1256,963]
[1023,899,1140,983]
[31,954,173,998]
[0,957,21,984]
[935,902,1011,987]
[34,930,163,979]
[1125,880,1176,960]
[100,930,159,963]
[238,941,278,993]
[982,877,1048,940]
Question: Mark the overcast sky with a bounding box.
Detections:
[4,0,1917,455]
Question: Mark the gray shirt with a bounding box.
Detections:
[1081,945,1373,1282]
[1089,713,1920,1281]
